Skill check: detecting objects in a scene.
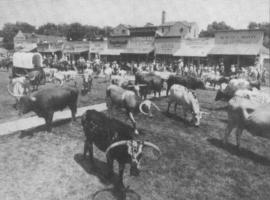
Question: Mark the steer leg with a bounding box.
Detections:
[174,103,177,114]
[45,112,54,132]
[118,163,125,189]
[69,104,77,121]
[167,101,172,113]
[106,156,114,179]
[224,119,234,145]
[128,112,138,135]
[235,128,243,149]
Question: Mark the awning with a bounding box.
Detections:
[100,49,124,55]
[208,44,267,55]
[122,47,154,54]
[63,49,88,54]
[19,44,37,53]
[173,45,213,57]
[38,49,61,53]
[173,38,214,57]
[156,48,177,55]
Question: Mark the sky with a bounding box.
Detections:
[0,0,269,30]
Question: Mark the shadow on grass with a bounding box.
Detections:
[19,118,72,138]
[74,153,141,200]
[208,138,270,166]
[162,111,191,127]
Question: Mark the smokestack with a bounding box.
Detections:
[162,10,166,24]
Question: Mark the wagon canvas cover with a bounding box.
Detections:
[13,52,43,69]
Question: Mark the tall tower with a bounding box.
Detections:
[162,10,166,24]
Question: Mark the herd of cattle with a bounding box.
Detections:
[5,67,270,191]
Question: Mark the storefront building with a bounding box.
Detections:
[63,41,89,61]
[89,40,108,60]
[208,29,269,74]
[100,24,130,62]
[155,37,181,63]
[173,38,214,66]
[37,43,64,59]
[121,25,157,62]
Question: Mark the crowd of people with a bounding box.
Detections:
[41,53,267,84]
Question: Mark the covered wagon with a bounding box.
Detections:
[12,52,43,77]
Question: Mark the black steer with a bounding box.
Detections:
[81,110,161,188]
[135,72,164,99]
[18,87,79,131]
[166,75,205,96]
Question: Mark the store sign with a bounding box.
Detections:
[155,38,181,53]
[89,41,107,52]
[215,31,264,44]
[38,43,63,51]
[108,38,128,48]
[127,37,154,49]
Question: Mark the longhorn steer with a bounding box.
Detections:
[215,78,261,102]
[167,84,206,126]
[81,110,161,188]
[166,75,205,96]
[224,96,270,148]
[17,87,79,131]
[106,84,160,135]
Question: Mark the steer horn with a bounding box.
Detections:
[105,140,128,156]
[139,100,161,116]
[143,141,161,158]
[151,102,161,111]
[139,100,150,116]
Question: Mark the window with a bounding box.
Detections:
[179,28,184,33]
[122,30,126,34]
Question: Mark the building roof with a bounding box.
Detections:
[118,24,132,29]
[18,43,37,52]
[15,31,66,43]
[215,29,264,33]
[159,21,196,27]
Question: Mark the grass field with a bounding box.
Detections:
[1,80,270,200]
[0,71,108,123]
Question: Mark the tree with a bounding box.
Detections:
[1,22,35,49]
[37,23,60,36]
[247,22,270,48]
[66,23,88,41]
[199,21,234,37]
